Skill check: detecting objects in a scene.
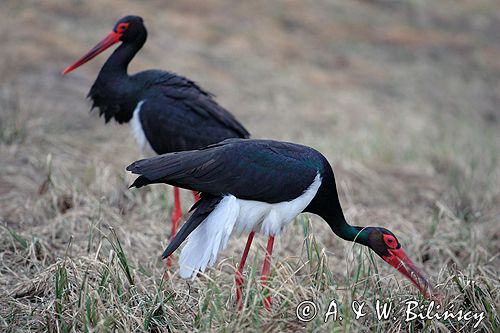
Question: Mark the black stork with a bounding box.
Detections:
[126,139,440,309]
[62,15,250,265]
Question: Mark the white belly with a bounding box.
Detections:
[179,173,322,278]
[130,100,154,153]
[235,173,322,236]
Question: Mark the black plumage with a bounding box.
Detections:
[127,139,326,203]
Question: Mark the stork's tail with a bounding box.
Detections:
[127,152,186,188]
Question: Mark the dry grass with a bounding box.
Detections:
[1,0,499,332]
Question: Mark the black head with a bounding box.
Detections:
[355,226,440,300]
[364,227,400,258]
[112,15,146,43]
[63,15,147,75]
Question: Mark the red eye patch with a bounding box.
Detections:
[116,23,129,32]
[383,234,397,249]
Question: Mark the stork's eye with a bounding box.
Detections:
[117,23,129,32]
[383,234,397,248]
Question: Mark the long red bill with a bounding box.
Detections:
[62,31,122,75]
[383,248,442,302]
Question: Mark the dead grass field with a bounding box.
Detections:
[0,0,499,332]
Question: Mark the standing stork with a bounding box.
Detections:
[63,16,250,266]
[127,139,440,309]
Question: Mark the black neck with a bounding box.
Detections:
[88,32,147,124]
[306,165,369,246]
[101,32,147,76]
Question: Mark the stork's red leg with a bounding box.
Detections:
[167,186,182,267]
[260,236,275,310]
[235,231,255,309]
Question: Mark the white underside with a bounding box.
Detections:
[130,100,154,153]
[179,173,322,278]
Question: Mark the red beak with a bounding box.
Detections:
[62,31,122,75]
[383,248,442,302]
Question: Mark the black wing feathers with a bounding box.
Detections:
[156,73,248,137]
[127,139,321,203]
[137,72,249,154]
